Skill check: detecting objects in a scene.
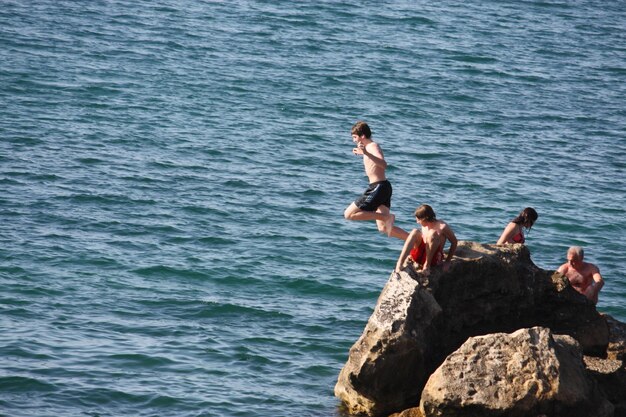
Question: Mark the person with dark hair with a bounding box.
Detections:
[557,246,604,304]
[343,121,408,240]
[395,204,457,275]
[497,207,538,245]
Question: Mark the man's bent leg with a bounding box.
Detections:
[374,205,389,232]
[376,206,408,239]
[345,202,385,222]
[375,205,397,236]
[390,225,409,241]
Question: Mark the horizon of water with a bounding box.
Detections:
[1,1,625,416]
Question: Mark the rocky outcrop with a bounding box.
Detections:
[585,316,626,417]
[389,318,626,417]
[335,241,611,416]
[605,314,626,361]
[420,327,613,417]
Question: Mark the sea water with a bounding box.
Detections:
[1,1,624,416]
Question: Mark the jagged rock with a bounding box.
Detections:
[585,315,626,417]
[335,241,610,416]
[605,314,626,361]
[335,269,441,415]
[419,327,613,417]
[389,407,423,417]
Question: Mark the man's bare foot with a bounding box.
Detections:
[383,214,395,237]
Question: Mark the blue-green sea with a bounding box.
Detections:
[1,1,625,416]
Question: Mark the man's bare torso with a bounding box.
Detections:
[363,143,386,183]
[562,263,596,292]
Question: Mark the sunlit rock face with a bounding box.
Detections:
[335,241,609,416]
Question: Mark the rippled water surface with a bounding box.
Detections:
[1,1,625,416]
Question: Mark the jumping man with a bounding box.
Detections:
[343,121,408,240]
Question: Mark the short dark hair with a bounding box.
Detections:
[414,204,436,221]
[351,121,371,139]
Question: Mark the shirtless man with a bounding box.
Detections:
[395,204,457,275]
[557,246,604,305]
[343,121,408,240]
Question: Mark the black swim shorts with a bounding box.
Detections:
[354,180,392,212]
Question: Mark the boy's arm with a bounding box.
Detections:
[362,143,387,169]
[443,224,458,263]
[395,229,420,273]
